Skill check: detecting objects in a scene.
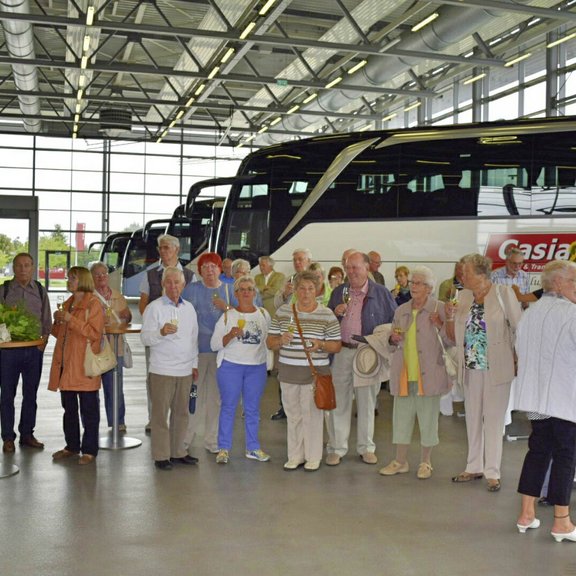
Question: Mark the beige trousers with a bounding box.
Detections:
[463,369,512,480]
[149,372,192,461]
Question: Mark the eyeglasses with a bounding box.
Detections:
[236,287,255,292]
[408,280,428,287]
[201,263,219,270]
[93,272,108,278]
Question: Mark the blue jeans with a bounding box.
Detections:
[60,390,100,456]
[216,360,267,451]
[0,347,44,440]
[101,360,125,426]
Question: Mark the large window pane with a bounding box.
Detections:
[0,148,33,168]
[36,169,72,190]
[72,171,103,192]
[72,151,102,171]
[524,82,545,116]
[110,172,145,193]
[110,153,145,173]
[145,174,181,195]
[0,167,33,189]
[36,150,72,169]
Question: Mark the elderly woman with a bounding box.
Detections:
[48,267,105,465]
[90,261,132,432]
[514,261,576,541]
[309,262,332,306]
[446,253,521,491]
[267,271,341,472]
[210,276,271,464]
[379,266,452,480]
[328,266,344,290]
[182,252,230,455]
[230,258,263,307]
[392,266,411,306]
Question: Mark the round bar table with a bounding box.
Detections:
[99,324,142,450]
[0,339,44,478]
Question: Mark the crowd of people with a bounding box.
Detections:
[1,240,576,543]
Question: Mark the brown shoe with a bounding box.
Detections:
[52,448,78,460]
[20,435,44,449]
[78,454,96,465]
[3,440,15,453]
[325,453,341,466]
[361,452,378,465]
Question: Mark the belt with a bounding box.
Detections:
[342,342,359,349]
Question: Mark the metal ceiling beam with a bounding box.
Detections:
[0,10,508,65]
[0,54,437,96]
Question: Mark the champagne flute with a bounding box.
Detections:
[342,286,351,316]
[56,295,65,311]
[170,306,179,337]
[286,315,295,347]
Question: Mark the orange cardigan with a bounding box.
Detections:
[48,293,105,392]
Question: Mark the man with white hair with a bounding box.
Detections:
[138,234,195,433]
[326,250,396,466]
[255,256,285,317]
[141,267,199,471]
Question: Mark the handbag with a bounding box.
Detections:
[83,309,118,377]
[292,304,336,411]
[435,327,462,395]
[122,336,133,369]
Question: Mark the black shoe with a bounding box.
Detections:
[271,408,286,421]
[154,460,173,470]
[170,455,198,465]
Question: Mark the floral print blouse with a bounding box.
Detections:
[464,302,488,370]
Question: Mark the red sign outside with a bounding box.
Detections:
[485,233,576,273]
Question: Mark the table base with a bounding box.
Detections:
[0,460,19,478]
[99,433,142,450]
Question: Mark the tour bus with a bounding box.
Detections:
[88,231,132,293]
[202,117,576,288]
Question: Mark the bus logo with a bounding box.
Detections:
[485,233,576,273]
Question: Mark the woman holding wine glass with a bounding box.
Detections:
[90,262,132,432]
[210,276,271,464]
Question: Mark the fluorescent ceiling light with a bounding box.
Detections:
[411,13,439,33]
[221,48,235,64]
[236,142,244,148]
[75,102,81,113]
[195,83,206,96]
[505,53,531,67]
[78,75,85,88]
[169,120,176,128]
[83,35,90,53]
[240,22,256,40]
[259,0,276,16]
[359,125,371,132]
[325,76,342,89]
[80,56,88,69]
[382,113,397,122]
[303,93,317,104]
[258,126,268,134]
[77,89,83,100]
[404,102,421,112]
[86,6,95,26]
[270,117,282,126]
[245,135,256,142]
[74,114,80,123]
[348,60,367,75]
[463,72,486,85]
[176,110,184,120]
[547,32,576,48]
[287,105,300,114]
[208,66,220,80]
[185,97,194,107]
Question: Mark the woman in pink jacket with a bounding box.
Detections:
[49,267,105,465]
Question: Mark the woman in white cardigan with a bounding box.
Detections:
[445,253,522,492]
[514,260,576,541]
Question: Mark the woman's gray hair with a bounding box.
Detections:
[157,234,180,250]
[90,261,108,275]
[232,258,251,275]
[460,253,493,278]
[410,265,436,291]
[233,275,256,292]
[258,255,275,267]
[308,261,325,277]
[294,270,320,290]
[541,260,576,292]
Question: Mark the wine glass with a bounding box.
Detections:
[237,316,246,339]
[170,306,179,337]
[56,295,65,311]
[286,315,295,346]
[342,286,351,316]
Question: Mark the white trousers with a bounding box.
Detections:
[326,347,379,457]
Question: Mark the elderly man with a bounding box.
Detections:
[368,251,385,285]
[139,234,195,433]
[491,247,530,294]
[141,267,199,471]
[0,253,52,453]
[220,258,234,285]
[326,251,396,465]
[255,256,285,317]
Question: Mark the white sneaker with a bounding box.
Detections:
[304,460,320,472]
[283,460,304,470]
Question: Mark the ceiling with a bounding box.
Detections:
[0,0,575,148]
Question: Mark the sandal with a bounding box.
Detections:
[487,479,501,492]
[451,472,483,483]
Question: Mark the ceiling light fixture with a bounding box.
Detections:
[195,83,206,96]
[176,110,184,120]
[382,113,397,122]
[77,89,83,100]
[80,56,88,69]
[303,93,317,104]
[325,76,343,89]
[74,114,80,123]
[245,135,256,142]
[240,22,256,40]
[347,60,367,75]
[83,35,90,53]
[185,97,194,107]
[86,6,95,26]
[547,32,576,49]
[259,0,276,16]
[411,13,439,33]
[504,53,531,67]
[221,48,235,64]
[270,117,282,126]
[463,72,486,85]
[169,120,176,128]
[359,125,371,132]
[258,126,268,134]
[75,102,81,113]
[78,75,85,88]
[208,66,220,80]
[287,105,300,114]
[404,101,421,112]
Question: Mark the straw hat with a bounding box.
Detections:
[353,344,382,379]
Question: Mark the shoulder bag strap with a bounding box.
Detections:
[94,289,121,323]
[292,303,318,377]
[494,285,510,326]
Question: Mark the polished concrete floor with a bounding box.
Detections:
[1,302,576,576]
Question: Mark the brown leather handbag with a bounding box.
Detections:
[292,304,336,411]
